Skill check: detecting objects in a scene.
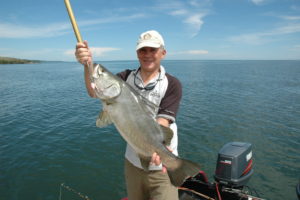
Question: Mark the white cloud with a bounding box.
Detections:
[184,14,205,37]
[292,44,300,49]
[291,5,300,11]
[289,44,300,52]
[250,0,267,6]
[90,47,121,57]
[189,0,202,7]
[229,23,300,45]
[0,1,209,39]
[272,23,300,35]
[0,46,120,61]
[171,50,208,55]
[185,50,208,55]
[0,22,70,38]
[78,13,146,27]
[229,33,265,45]
[0,48,69,61]
[189,0,212,7]
[279,15,300,21]
[64,47,120,58]
[155,0,210,38]
[170,9,188,16]
[0,14,145,39]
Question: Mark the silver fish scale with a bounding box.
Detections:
[105,83,168,158]
[93,63,201,186]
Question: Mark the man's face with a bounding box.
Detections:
[137,47,166,72]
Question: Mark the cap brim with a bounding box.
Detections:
[136,42,161,51]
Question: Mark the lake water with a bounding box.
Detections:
[0,60,299,200]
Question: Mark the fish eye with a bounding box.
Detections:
[97,67,104,74]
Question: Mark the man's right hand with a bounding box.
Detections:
[75,41,93,66]
[75,41,96,98]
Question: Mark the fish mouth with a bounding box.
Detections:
[94,83,116,96]
[104,84,115,89]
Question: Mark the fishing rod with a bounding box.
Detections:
[64,0,82,42]
[64,0,94,83]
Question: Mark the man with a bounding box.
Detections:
[75,30,182,200]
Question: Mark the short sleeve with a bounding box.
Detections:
[116,69,133,81]
[157,74,182,122]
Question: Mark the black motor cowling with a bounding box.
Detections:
[214,142,253,188]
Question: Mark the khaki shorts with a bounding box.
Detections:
[124,159,178,200]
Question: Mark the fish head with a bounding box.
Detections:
[92,64,121,100]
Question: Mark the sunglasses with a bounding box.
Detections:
[133,68,161,91]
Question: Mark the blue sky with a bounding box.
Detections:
[0,0,300,61]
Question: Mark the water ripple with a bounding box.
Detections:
[1,61,299,200]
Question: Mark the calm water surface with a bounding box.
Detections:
[0,60,299,200]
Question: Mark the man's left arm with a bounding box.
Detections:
[151,74,182,172]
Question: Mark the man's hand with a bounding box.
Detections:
[150,146,173,173]
[75,40,93,66]
[152,118,172,173]
[150,152,167,173]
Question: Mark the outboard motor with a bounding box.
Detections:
[214,142,253,188]
[179,142,265,200]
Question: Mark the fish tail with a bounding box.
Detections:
[167,158,201,187]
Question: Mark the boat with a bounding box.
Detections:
[179,142,265,200]
[122,142,266,200]
[179,170,263,200]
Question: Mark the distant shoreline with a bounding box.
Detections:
[1,57,299,64]
[0,57,41,64]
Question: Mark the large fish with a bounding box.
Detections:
[91,63,201,186]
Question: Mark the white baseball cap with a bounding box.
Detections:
[136,30,165,51]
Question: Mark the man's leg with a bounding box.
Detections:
[147,170,178,200]
[124,159,149,200]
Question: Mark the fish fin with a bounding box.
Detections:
[96,110,113,127]
[159,125,174,146]
[167,159,201,187]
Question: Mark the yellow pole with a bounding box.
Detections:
[64,0,83,43]
[64,0,94,83]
